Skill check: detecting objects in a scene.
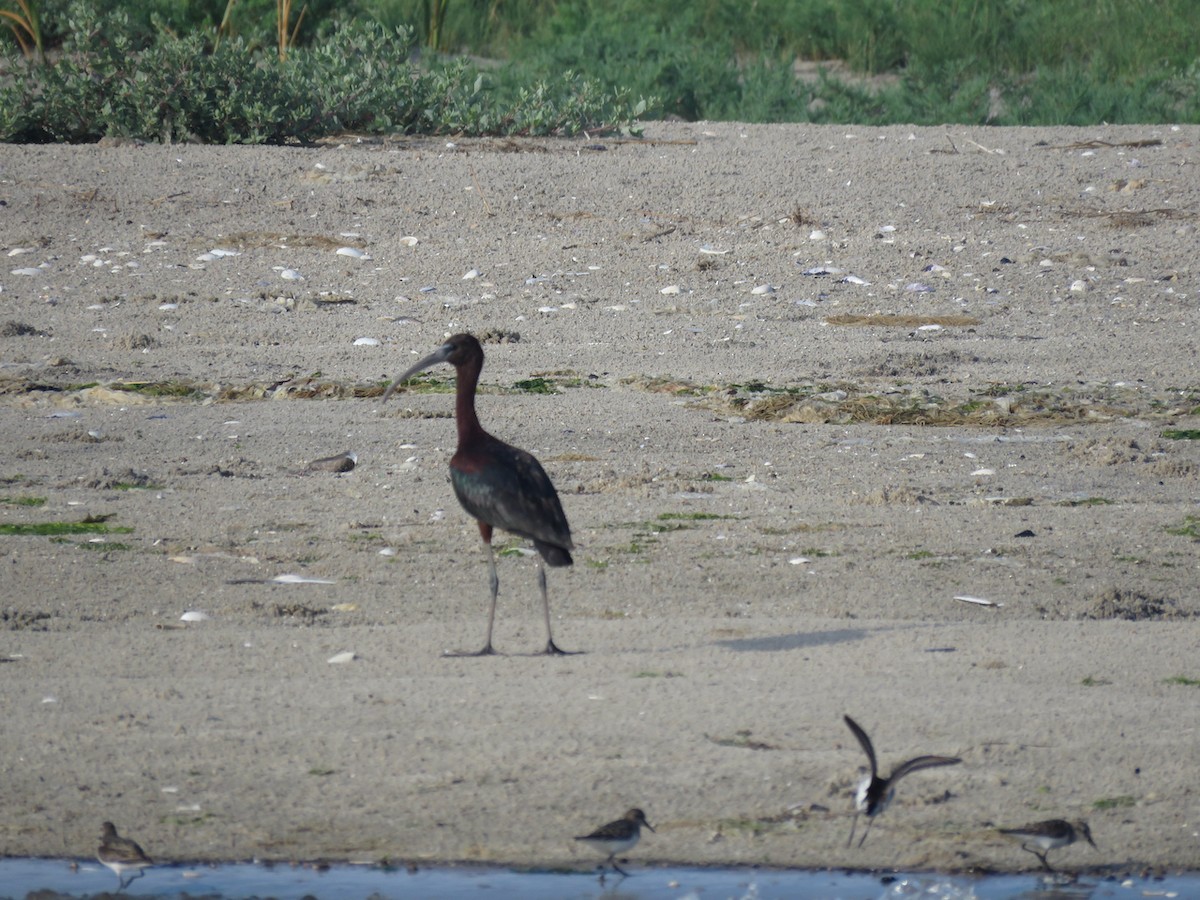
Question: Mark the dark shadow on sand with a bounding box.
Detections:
[715,628,869,652]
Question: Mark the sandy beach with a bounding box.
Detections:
[1,122,1197,873]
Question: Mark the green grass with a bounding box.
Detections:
[0,495,46,507]
[1092,795,1136,810]
[511,377,557,394]
[1163,675,1200,687]
[53,537,133,550]
[0,518,133,536]
[1081,676,1112,687]
[1162,429,1200,440]
[657,512,737,522]
[111,381,202,399]
[1165,516,1200,539]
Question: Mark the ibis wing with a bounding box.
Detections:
[843,715,878,777]
[451,438,572,552]
[888,754,961,784]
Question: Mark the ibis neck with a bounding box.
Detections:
[454,357,485,446]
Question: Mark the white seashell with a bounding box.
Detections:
[462,268,481,279]
[327,651,356,664]
[878,225,897,233]
[809,229,826,241]
[158,303,179,310]
[905,283,934,292]
[801,265,845,276]
[1069,279,1088,292]
[971,468,995,476]
[280,269,304,281]
[660,285,682,295]
[330,603,358,612]
[42,696,57,704]
[353,337,380,346]
[379,547,396,556]
[698,245,730,255]
[180,610,210,622]
[11,267,42,276]
[398,236,419,247]
[750,284,776,295]
[336,247,368,259]
[207,248,238,258]
[7,247,34,256]
[272,574,336,584]
[789,556,811,565]
[917,324,943,331]
[954,595,1003,608]
[841,275,869,285]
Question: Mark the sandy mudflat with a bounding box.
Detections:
[0,122,1198,873]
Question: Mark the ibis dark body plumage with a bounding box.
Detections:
[384,333,575,656]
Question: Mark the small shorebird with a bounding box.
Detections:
[999,818,1097,872]
[574,808,654,878]
[97,821,153,889]
[843,714,961,848]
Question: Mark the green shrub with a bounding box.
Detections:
[0,3,648,142]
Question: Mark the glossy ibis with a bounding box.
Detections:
[383,333,575,656]
[998,818,1097,872]
[97,821,153,889]
[574,808,654,878]
[843,714,961,848]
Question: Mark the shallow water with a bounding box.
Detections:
[1,860,1198,900]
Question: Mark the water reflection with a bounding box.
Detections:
[0,859,1194,900]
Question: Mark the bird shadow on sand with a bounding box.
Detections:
[714,628,870,652]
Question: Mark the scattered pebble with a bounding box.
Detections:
[306,451,358,473]
[954,595,1003,608]
[272,574,336,585]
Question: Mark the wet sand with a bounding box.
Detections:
[0,123,1198,873]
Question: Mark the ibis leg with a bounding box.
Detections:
[538,561,578,656]
[856,816,874,848]
[444,542,500,657]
